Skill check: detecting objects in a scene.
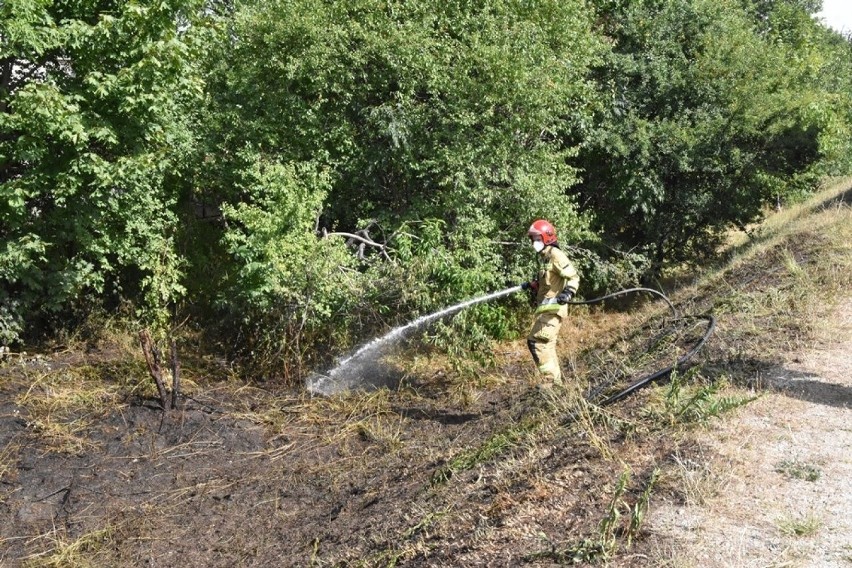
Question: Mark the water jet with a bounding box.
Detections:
[306,285,522,396]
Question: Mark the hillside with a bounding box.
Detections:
[0,180,850,567]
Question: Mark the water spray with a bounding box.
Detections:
[306,284,715,405]
[306,285,522,396]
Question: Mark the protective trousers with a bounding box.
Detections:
[527,312,564,384]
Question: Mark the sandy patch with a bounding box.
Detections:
[646,299,852,568]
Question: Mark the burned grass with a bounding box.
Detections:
[0,339,693,567]
[1,181,850,566]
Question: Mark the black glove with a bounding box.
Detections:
[521,280,538,292]
[556,288,574,305]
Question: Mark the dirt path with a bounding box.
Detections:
[645,299,852,567]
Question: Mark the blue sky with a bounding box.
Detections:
[816,0,852,33]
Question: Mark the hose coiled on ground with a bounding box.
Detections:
[567,288,716,406]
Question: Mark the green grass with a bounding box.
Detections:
[777,514,822,537]
[775,459,822,482]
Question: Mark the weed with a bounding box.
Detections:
[775,459,821,482]
[642,370,758,427]
[401,508,450,540]
[627,467,660,546]
[528,467,660,563]
[597,469,631,555]
[777,513,822,537]
[431,419,537,485]
[527,536,610,565]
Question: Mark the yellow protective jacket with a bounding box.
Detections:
[534,245,580,316]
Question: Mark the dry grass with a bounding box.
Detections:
[637,179,852,567]
[662,449,731,507]
[0,438,19,490]
[546,385,621,460]
[14,367,136,454]
[647,183,852,412]
[22,526,115,568]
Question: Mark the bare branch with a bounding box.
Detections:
[169,339,181,410]
[324,231,392,261]
[139,329,168,411]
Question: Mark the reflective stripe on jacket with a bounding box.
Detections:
[534,246,580,315]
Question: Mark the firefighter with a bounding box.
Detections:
[521,219,580,385]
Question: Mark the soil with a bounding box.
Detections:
[0,318,692,567]
[641,299,852,567]
[0,341,575,566]
[0,286,849,565]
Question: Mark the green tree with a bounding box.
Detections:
[0,0,206,343]
[578,0,835,273]
[806,18,852,176]
[192,0,607,375]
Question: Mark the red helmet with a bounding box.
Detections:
[528,219,557,246]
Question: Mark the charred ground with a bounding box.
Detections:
[1,183,850,567]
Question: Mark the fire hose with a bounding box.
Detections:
[564,288,716,406]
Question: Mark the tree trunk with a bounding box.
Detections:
[139,330,168,410]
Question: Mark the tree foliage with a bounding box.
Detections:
[1,0,205,341]
[192,0,606,374]
[577,0,837,271]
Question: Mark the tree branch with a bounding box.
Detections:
[323,230,392,261]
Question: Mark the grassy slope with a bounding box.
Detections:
[0,180,850,567]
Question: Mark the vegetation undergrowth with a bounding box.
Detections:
[4,0,852,387]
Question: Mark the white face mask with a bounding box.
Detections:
[532,240,545,253]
